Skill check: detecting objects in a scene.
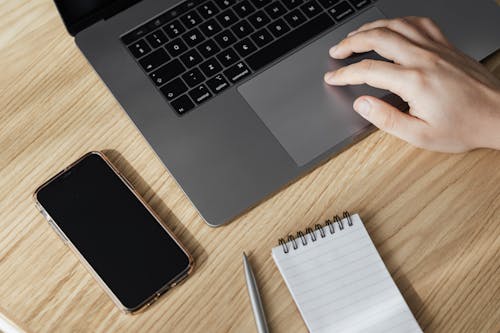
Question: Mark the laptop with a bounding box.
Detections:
[54,0,500,227]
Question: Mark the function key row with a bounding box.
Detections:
[121,1,197,44]
[122,0,258,46]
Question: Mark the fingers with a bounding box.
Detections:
[324,60,427,143]
[347,18,435,48]
[404,17,452,47]
[329,27,423,66]
[324,59,411,100]
[352,96,428,145]
[348,17,452,48]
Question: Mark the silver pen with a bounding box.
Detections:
[242,252,270,333]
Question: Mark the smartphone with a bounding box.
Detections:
[34,152,194,313]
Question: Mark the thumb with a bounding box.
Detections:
[353,96,425,144]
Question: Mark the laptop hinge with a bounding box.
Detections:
[55,0,142,36]
[101,0,142,19]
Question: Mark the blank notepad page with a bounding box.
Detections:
[272,214,422,333]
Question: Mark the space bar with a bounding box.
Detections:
[245,13,335,71]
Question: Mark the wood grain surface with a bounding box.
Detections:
[1,1,499,332]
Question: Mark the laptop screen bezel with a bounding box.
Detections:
[54,0,142,36]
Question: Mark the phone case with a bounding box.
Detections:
[33,151,194,314]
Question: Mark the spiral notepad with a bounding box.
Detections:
[272,212,422,333]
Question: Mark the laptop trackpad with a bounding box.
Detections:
[238,8,389,166]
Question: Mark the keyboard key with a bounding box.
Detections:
[182,68,205,87]
[198,2,219,19]
[146,29,168,48]
[160,78,188,100]
[284,9,307,27]
[200,19,222,37]
[250,28,274,47]
[161,2,195,24]
[264,2,286,19]
[139,48,170,72]
[147,16,169,31]
[216,9,239,27]
[282,0,304,10]
[122,26,149,45]
[180,49,203,68]
[171,95,195,114]
[234,38,257,57]
[248,10,271,29]
[188,84,213,104]
[163,20,186,38]
[348,0,371,9]
[197,39,221,58]
[217,48,239,67]
[165,38,188,57]
[232,20,255,39]
[180,1,197,12]
[267,19,291,38]
[150,59,185,86]
[214,0,236,9]
[180,11,203,28]
[234,1,255,18]
[300,1,323,18]
[214,30,237,48]
[224,61,251,83]
[250,0,267,8]
[318,0,340,9]
[182,28,204,47]
[245,13,334,71]
[199,58,223,77]
[206,74,230,94]
[329,1,354,21]
[128,39,151,58]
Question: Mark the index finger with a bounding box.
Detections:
[330,27,424,66]
[324,59,413,101]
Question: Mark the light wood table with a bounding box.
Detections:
[1,1,499,332]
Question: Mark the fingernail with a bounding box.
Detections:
[329,45,338,57]
[324,71,335,83]
[354,98,370,117]
[347,30,357,37]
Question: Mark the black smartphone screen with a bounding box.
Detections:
[36,153,190,310]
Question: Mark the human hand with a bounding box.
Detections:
[324,17,500,152]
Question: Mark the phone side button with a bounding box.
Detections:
[146,293,162,308]
[48,220,69,244]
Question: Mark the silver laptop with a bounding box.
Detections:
[55,0,500,226]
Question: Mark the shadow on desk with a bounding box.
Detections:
[103,149,208,273]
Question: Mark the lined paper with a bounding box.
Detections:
[272,214,422,333]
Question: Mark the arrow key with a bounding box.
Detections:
[171,95,195,114]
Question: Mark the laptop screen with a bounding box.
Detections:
[55,0,141,35]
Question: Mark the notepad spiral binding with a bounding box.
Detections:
[278,211,353,254]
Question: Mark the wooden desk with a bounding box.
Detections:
[1,1,499,332]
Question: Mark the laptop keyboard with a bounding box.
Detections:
[121,0,375,115]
